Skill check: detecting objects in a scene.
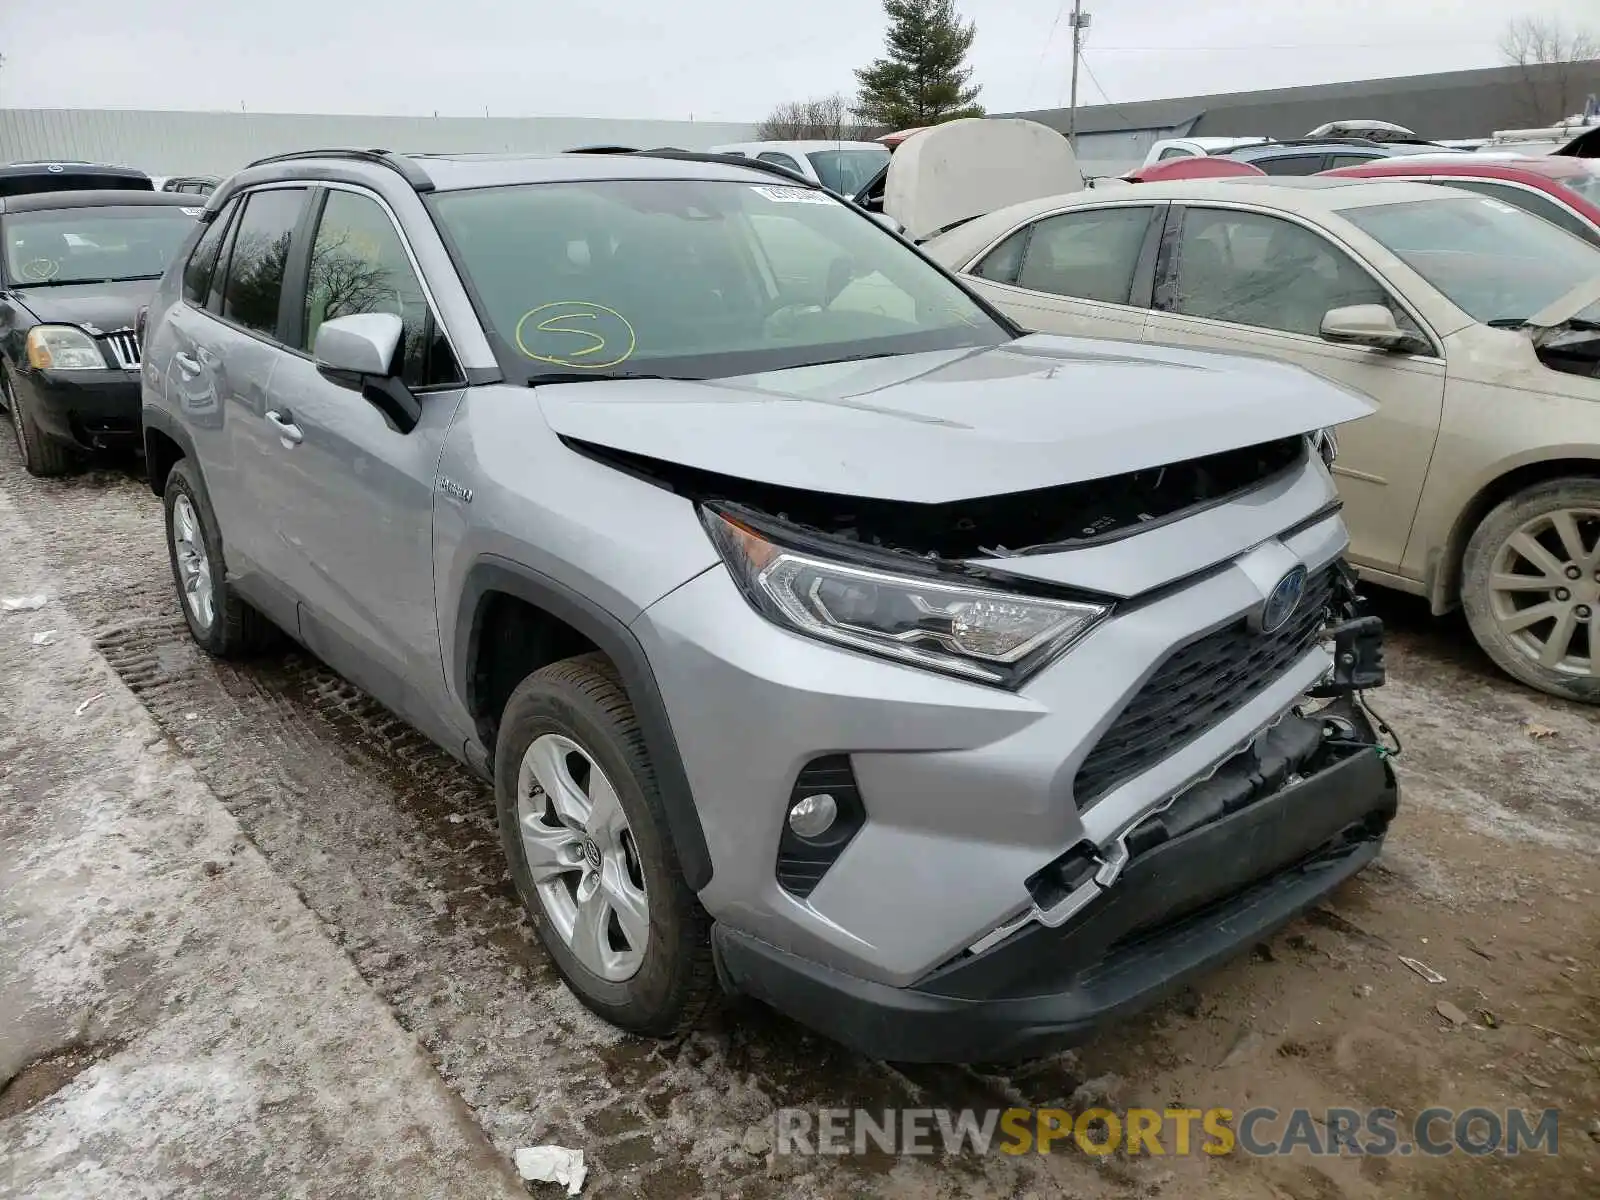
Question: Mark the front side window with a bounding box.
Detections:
[1326,153,1382,169]
[806,147,890,194]
[1339,194,1600,325]
[182,200,237,304]
[1014,206,1155,305]
[428,179,1007,382]
[971,227,1029,284]
[1164,207,1413,338]
[1158,147,1193,161]
[221,187,308,338]
[302,189,459,388]
[3,204,200,287]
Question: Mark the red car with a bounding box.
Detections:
[1322,154,1600,246]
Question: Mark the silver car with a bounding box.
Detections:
[139,147,1397,1062]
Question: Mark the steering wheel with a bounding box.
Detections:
[19,258,60,282]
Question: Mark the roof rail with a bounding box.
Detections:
[628,147,820,186]
[242,148,435,191]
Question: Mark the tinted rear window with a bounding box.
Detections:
[221,188,309,337]
[0,171,153,198]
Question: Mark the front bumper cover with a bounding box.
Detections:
[712,740,1397,1063]
[11,366,141,449]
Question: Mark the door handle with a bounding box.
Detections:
[174,351,201,378]
[265,409,304,446]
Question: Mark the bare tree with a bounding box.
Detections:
[755,94,873,141]
[1499,16,1600,125]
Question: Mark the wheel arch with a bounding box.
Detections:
[1427,453,1600,614]
[142,406,198,497]
[454,557,713,891]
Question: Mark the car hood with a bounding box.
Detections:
[538,335,1374,504]
[8,278,158,333]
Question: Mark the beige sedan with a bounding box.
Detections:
[924,177,1600,702]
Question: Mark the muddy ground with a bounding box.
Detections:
[1,438,1597,1199]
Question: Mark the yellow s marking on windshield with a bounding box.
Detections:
[514,301,637,369]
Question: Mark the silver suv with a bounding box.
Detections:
[140,148,1398,1062]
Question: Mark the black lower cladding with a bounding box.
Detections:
[776,755,866,898]
[713,724,1397,1063]
[12,367,141,448]
[1073,562,1341,808]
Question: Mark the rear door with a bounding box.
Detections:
[961,203,1163,340]
[250,184,467,730]
[1141,203,1446,574]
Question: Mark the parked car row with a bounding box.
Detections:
[0,128,1589,1062]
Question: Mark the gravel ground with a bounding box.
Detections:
[1,441,1597,1199]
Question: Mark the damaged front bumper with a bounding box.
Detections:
[713,702,1398,1063]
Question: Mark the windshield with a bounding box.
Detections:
[3,205,199,285]
[1554,163,1600,206]
[806,147,890,194]
[1338,194,1600,324]
[428,178,1006,381]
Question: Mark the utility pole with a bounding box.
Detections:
[1067,2,1092,153]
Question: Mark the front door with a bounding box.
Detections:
[249,185,466,731]
[1143,204,1446,575]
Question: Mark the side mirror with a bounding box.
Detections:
[314,312,402,377]
[870,211,905,237]
[313,312,421,433]
[1319,304,1428,354]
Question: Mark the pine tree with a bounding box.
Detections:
[853,0,984,128]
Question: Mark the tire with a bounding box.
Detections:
[162,457,274,658]
[2,362,75,478]
[1461,476,1600,704]
[495,652,715,1037]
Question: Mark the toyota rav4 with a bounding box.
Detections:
[139,148,1397,1062]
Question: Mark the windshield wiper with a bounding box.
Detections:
[527,371,693,386]
[16,274,163,287]
[1490,315,1600,331]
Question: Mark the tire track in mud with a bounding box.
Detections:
[0,453,1095,1199]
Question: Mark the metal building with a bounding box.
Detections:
[0,109,760,176]
[1002,62,1600,176]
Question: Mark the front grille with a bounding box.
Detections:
[103,330,140,369]
[1072,564,1339,809]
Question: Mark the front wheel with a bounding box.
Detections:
[1461,477,1600,703]
[495,653,715,1036]
[2,363,74,477]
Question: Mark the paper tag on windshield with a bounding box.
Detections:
[181,206,205,216]
[749,185,832,205]
[1478,198,1517,215]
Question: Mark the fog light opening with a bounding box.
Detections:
[787,793,838,839]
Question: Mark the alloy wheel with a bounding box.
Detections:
[171,494,216,631]
[516,733,649,981]
[1487,507,1600,678]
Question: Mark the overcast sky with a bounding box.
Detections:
[0,0,1594,122]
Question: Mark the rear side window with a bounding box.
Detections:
[1326,153,1382,169]
[221,187,308,338]
[1158,147,1193,161]
[1254,154,1326,176]
[757,152,804,176]
[1014,206,1154,304]
[182,200,237,305]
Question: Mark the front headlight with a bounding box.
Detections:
[703,507,1109,686]
[1312,428,1339,468]
[26,325,108,371]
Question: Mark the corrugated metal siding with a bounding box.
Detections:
[0,109,760,176]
